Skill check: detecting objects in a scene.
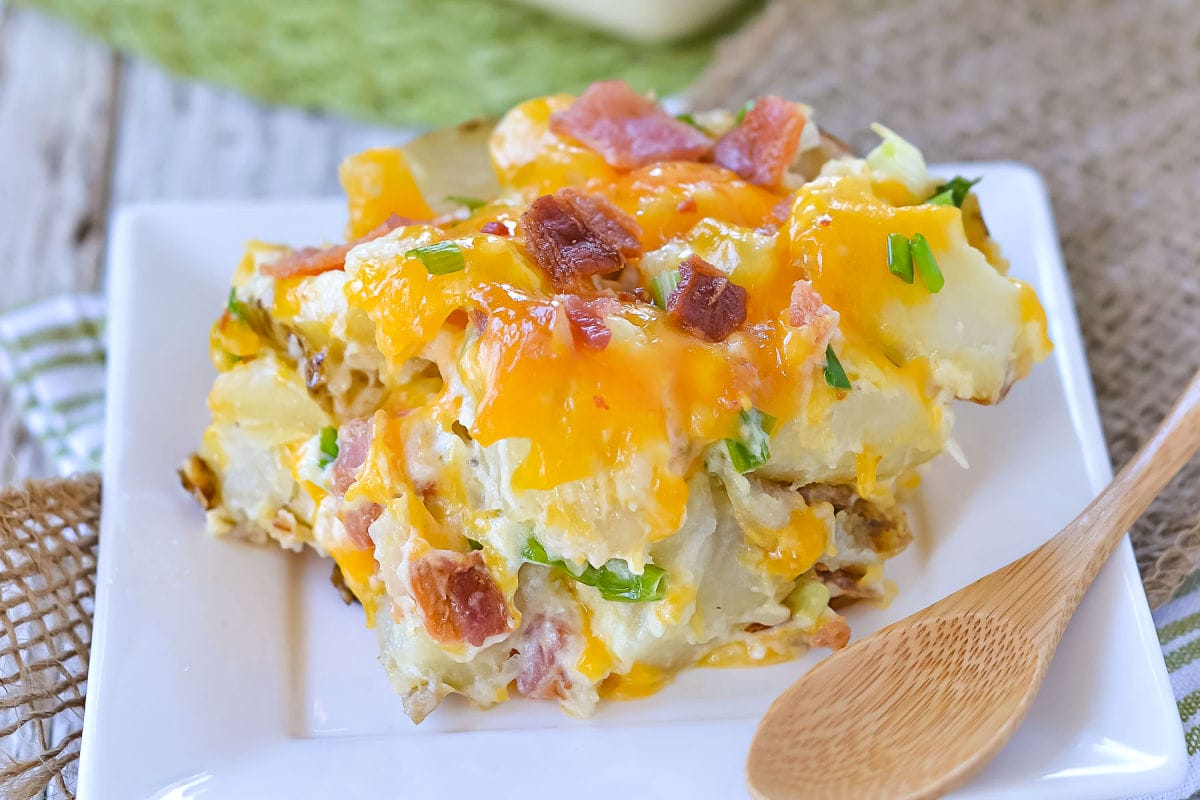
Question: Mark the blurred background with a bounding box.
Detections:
[0,0,1195,593]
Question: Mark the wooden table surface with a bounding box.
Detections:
[0,6,410,486]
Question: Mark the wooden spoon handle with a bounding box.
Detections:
[1028,368,1200,630]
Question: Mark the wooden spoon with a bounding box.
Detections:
[747,368,1200,800]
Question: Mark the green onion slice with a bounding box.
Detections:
[466,538,484,551]
[735,99,755,124]
[886,233,914,283]
[522,537,668,603]
[650,269,682,309]
[407,241,466,275]
[910,233,944,293]
[724,408,776,473]
[227,287,248,321]
[675,113,699,128]
[929,176,980,208]
[317,426,339,468]
[824,345,852,390]
[445,195,486,212]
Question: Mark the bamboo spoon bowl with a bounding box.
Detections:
[747,368,1200,800]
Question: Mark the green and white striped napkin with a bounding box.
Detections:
[0,292,1196,797]
[1144,578,1200,799]
[0,294,105,474]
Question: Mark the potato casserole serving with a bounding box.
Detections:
[181,81,1051,721]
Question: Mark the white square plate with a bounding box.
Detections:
[80,163,1185,799]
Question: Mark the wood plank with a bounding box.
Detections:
[0,6,118,485]
[113,59,411,202]
[0,7,116,304]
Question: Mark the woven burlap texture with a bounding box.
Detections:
[689,0,1200,608]
[0,475,99,800]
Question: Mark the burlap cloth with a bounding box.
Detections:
[1,476,98,800]
[2,0,1198,796]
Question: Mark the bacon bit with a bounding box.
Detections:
[340,502,381,550]
[788,280,839,356]
[550,80,713,169]
[516,615,573,699]
[745,622,772,633]
[409,551,511,647]
[676,197,698,213]
[262,214,413,278]
[593,395,609,410]
[331,417,373,497]
[789,280,836,328]
[562,189,642,258]
[772,196,794,223]
[810,614,850,650]
[714,96,808,189]
[666,255,748,342]
[521,188,643,289]
[481,220,509,236]
[562,294,614,351]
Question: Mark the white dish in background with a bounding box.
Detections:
[79,163,1185,799]
[510,0,743,42]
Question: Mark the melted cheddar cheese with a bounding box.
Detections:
[192,86,1052,722]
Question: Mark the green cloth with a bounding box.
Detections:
[19,0,756,126]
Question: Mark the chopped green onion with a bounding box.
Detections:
[910,233,944,293]
[466,538,484,551]
[675,113,699,128]
[650,269,682,309]
[724,408,776,473]
[886,233,914,283]
[407,241,465,275]
[929,176,980,208]
[735,99,755,124]
[227,287,248,321]
[445,195,486,212]
[824,345,852,390]
[317,426,339,468]
[522,537,668,603]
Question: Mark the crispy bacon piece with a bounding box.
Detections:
[262,214,413,278]
[521,188,643,289]
[409,551,511,647]
[562,190,642,258]
[481,220,509,236]
[516,615,573,699]
[331,417,373,497]
[550,80,713,169]
[788,279,839,355]
[714,96,807,189]
[340,502,381,550]
[810,614,850,650]
[562,294,617,351]
[665,255,747,342]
